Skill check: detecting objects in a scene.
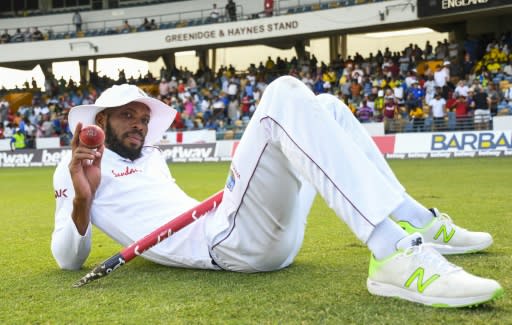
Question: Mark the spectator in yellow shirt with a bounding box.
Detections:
[409,105,425,132]
[486,59,501,75]
[322,67,337,87]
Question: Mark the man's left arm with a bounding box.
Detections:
[51,157,93,270]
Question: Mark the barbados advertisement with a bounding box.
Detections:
[386,130,512,159]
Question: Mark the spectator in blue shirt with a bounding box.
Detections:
[409,81,424,102]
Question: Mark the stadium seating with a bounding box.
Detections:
[0,0,510,141]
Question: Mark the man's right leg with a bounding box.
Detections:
[208,76,502,306]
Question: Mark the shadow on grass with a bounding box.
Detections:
[54,258,358,290]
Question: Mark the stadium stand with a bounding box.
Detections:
[0,0,511,146]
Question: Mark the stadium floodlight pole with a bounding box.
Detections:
[73,190,224,288]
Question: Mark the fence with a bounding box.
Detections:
[382,114,494,134]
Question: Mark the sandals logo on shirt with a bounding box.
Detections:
[226,170,235,191]
[225,166,240,192]
[112,166,142,177]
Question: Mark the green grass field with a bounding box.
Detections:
[0,158,511,324]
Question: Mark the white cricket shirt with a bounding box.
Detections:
[51,147,218,270]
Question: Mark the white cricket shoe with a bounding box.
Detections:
[367,233,504,308]
[398,208,493,255]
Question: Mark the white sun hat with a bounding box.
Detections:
[68,84,177,145]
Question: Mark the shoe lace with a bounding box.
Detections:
[404,244,461,274]
[436,211,467,231]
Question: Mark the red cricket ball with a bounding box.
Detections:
[79,125,105,148]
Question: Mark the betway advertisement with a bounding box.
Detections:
[0,143,218,167]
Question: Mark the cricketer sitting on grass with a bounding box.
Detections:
[51,76,503,308]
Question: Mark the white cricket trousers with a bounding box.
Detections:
[206,76,406,272]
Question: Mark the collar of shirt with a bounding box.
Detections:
[103,146,159,163]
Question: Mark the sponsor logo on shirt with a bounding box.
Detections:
[112,166,142,177]
[54,188,68,198]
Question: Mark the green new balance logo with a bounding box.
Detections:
[434,225,455,243]
[405,267,440,293]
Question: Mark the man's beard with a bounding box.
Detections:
[105,119,144,161]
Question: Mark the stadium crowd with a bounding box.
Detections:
[1,32,512,150]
